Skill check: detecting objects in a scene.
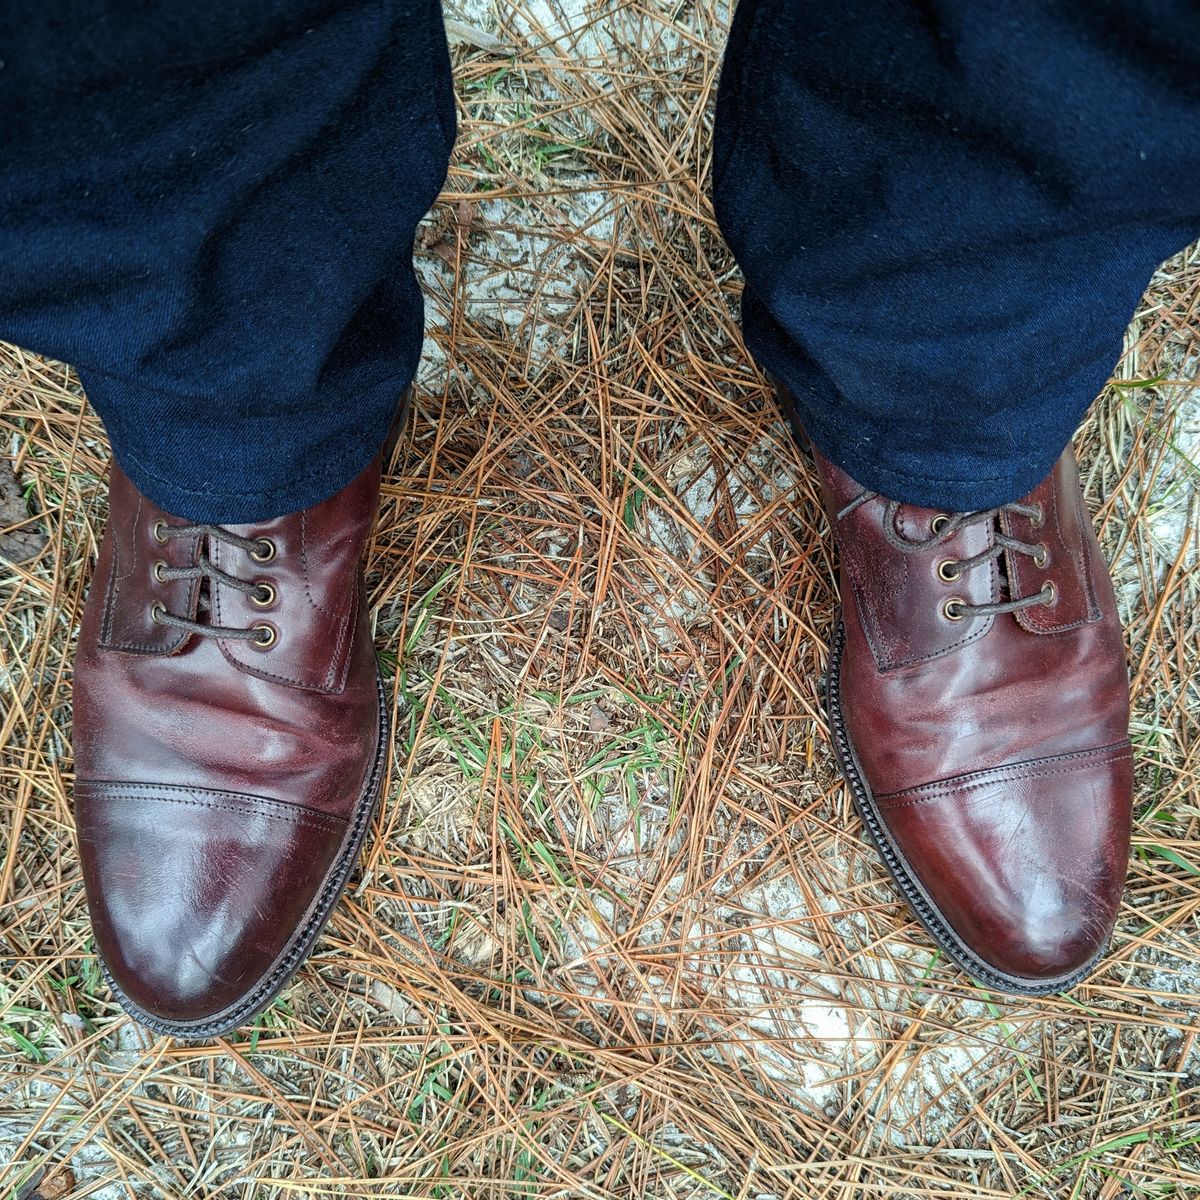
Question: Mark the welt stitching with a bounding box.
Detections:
[94,673,390,1037]
[827,623,1101,996]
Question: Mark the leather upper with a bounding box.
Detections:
[72,456,386,1028]
[818,448,1131,793]
[813,442,1133,985]
[76,461,381,816]
[75,783,349,1022]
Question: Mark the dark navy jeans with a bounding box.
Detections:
[2,2,1197,521]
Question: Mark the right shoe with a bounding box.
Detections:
[803,418,1133,996]
[71,424,398,1039]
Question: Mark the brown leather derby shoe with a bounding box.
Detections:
[809,434,1132,996]
[73,434,395,1038]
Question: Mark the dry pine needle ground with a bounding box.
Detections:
[2,3,1199,1198]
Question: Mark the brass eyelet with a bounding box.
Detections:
[1033,543,1050,568]
[251,622,277,649]
[153,559,168,583]
[1042,581,1058,607]
[152,519,169,544]
[150,602,166,625]
[930,514,951,536]
[1030,504,1045,529]
[250,538,276,564]
[937,558,962,583]
[942,597,967,622]
[251,581,276,609]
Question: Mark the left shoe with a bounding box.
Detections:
[806,429,1133,996]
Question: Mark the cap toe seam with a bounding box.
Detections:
[875,743,1132,810]
[74,780,347,830]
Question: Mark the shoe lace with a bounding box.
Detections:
[149,520,278,646]
[838,492,1056,620]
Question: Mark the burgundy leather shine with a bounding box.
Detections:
[814,443,1133,989]
[73,456,387,1034]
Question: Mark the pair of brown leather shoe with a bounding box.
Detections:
[71,399,1132,1037]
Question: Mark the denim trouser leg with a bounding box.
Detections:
[714,0,1200,510]
[5,4,1198,520]
[0,1,455,523]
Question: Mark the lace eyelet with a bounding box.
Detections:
[251,581,276,609]
[150,602,166,625]
[1042,581,1058,607]
[251,622,278,649]
[942,597,967,622]
[250,538,276,564]
[153,560,168,583]
[937,559,962,583]
[1034,543,1050,568]
[152,519,169,544]
[930,514,951,536]
[1030,504,1045,529]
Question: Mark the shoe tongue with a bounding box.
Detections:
[196,576,213,620]
[991,511,1014,602]
[191,529,216,622]
[895,503,1010,594]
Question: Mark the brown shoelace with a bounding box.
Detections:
[149,520,278,646]
[838,492,1055,620]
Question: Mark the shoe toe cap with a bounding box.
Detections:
[877,744,1133,990]
[968,869,1118,984]
[75,782,348,1033]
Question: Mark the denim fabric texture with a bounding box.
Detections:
[0,0,454,522]
[713,0,1200,509]
[2,2,1197,518]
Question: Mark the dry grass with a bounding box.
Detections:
[2,3,1199,1197]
